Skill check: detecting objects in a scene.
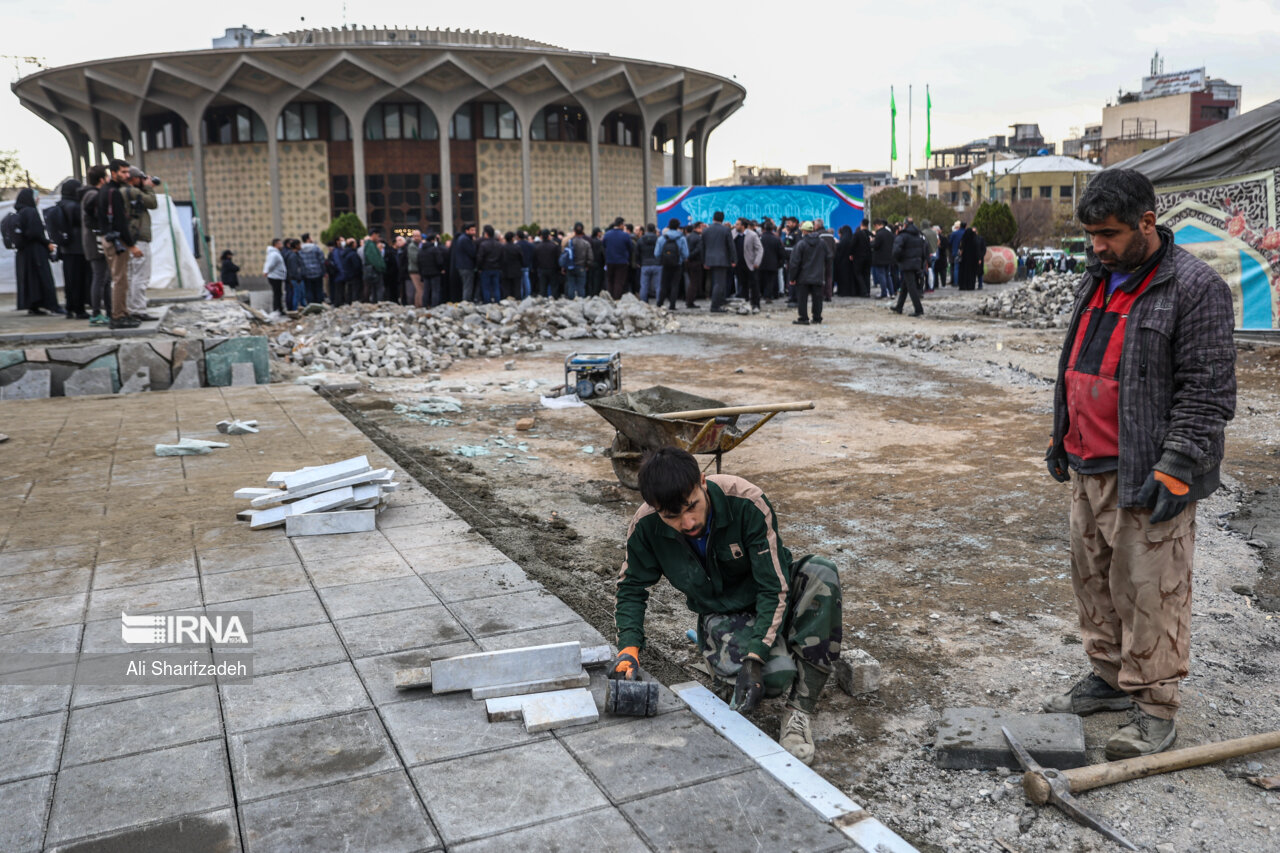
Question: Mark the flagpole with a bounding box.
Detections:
[889,86,895,178]
[908,84,913,202]
[924,84,930,206]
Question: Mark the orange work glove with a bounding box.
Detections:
[608,646,640,680]
[1137,471,1190,524]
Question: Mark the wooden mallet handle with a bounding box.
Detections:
[1063,730,1280,796]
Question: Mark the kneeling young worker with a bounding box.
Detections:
[610,447,843,764]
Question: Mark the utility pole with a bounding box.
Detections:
[908,84,913,207]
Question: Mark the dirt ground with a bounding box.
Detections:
[303,286,1280,853]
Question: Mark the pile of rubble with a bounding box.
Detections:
[281,294,677,378]
[157,299,258,338]
[233,455,399,536]
[975,271,1080,328]
[876,331,979,351]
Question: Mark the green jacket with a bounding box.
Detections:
[363,239,386,273]
[616,475,793,660]
[126,183,156,243]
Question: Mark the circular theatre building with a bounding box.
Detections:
[13,26,745,260]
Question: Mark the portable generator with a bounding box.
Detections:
[564,351,622,399]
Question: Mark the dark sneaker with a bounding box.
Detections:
[1105,709,1176,759]
[1041,672,1133,715]
[109,315,142,329]
[792,318,809,325]
[131,312,160,322]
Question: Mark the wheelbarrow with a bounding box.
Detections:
[585,385,814,489]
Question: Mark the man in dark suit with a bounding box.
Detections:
[701,211,737,313]
[851,220,872,297]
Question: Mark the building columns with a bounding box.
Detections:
[674,110,686,185]
[438,128,452,236]
[588,117,600,229]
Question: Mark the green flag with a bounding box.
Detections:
[925,86,932,160]
[890,87,897,162]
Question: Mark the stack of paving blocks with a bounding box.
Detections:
[395,641,613,733]
[234,455,399,536]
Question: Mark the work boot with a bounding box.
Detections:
[1041,672,1133,715]
[1105,709,1176,759]
[109,315,141,330]
[780,706,815,765]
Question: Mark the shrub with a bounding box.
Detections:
[972,201,1018,246]
[320,212,369,245]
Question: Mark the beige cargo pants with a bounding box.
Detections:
[1069,471,1195,719]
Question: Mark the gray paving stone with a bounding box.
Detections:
[220,662,370,733]
[0,775,54,853]
[118,342,172,391]
[0,593,88,634]
[379,519,475,552]
[1,369,51,400]
[0,567,90,605]
[118,366,151,394]
[399,539,511,574]
[228,710,399,802]
[0,623,81,656]
[86,576,202,621]
[238,622,347,675]
[375,501,458,529]
[335,605,468,658]
[91,554,197,590]
[286,509,376,537]
[0,544,97,577]
[0,711,64,783]
[351,642,480,706]
[410,740,608,845]
[63,367,114,397]
[423,561,540,603]
[291,529,392,563]
[62,686,221,766]
[220,589,328,634]
[202,564,312,604]
[621,769,852,853]
[380,690,544,765]
[449,589,581,638]
[477,621,610,653]
[302,551,415,589]
[431,642,582,694]
[46,740,232,845]
[239,770,439,853]
[450,807,649,853]
[0,684,71,724]
[318,576,439,621]
[197,540,299,575]
[47,808,240,853]
[934,706,1087,770]
[46,343,117,366]
[559,710,753,801]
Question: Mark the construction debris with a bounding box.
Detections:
[877,331,979,351]
[834,648,882,696]
[234,454,398,533]
[934,707,1086,770]
[284,295,677,378]
[155,437,230,456]
[216,418,259,435]
[976,271,1080,328]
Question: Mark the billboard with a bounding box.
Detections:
[655,184,865,232]
[1141,67,1206,100]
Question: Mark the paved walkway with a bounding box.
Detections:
[0,385,875,852]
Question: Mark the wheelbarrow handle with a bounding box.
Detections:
[657,401,815,420]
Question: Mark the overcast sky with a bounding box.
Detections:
[4,0,1279,188]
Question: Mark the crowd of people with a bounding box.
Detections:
[3,159,160,329]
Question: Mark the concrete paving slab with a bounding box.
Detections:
[934,706,1087,770]
[198,589,327,635]
[0,623,81,657]
[197,540,299,574]
[375,501,459,528]
[0,566,90,605]
[449,807,648,853]
[487,687,598,732]
[410,740,609,846]
[561,710,753,801]
[476,621,611,653]
[219,662,370,733]
[90,554,197,590]
[228,710,399,802]
[234,622,348,676]
[202,563,312,604]
[286,509,376,537]
[0,684,71,724]
[470,670,590,700]
[47,808,241,853]
[0,593,88,633]
[380,690,545,765]
[430,641,582,693]
[238,770,439,853]
[302,551,415,588]
[423,561,540,604]
[0,544,97,577]
[379,519,476,551]
[62,686,221,766]
[86,576,202,621]
[291,529,397,563]
[621,769,853,853]
[398,539,511,574]
[352,642,481,707]
[335,605,468,658]
[0,775,54,853]
[0,711,64,783]
[449,589,582,638]
[46,739,232,846]
[317,576,439,621]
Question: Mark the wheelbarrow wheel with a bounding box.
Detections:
[610,433,643,491]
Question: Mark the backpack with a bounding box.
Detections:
[559,246,573,270]
[43,204,69,247]
[0,211,20,250]
[660,235,682,268]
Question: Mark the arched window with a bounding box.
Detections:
[365,104,440,141]
[530,105,587,142]
[202,106,266,144]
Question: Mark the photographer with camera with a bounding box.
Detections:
[96,159,142,329]
[125,167,158,321]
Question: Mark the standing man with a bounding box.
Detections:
[890,218,926,317]
[262,238,287,313]
[611,447,843,764]
[563,223,592,300]
[603,217,632,299]
[516,229,534,299]
[654,218,688,310]
[948,221,964,287]
[736,218,763,313]
[636,223,661,303]
[814,218,836,302]
[759,221,786,303]
[299,233,326,305]
[97,160,140,328]
[869,218,895,299]
[851,219,873,297]
[47,179,90,319]
[452,223,478,302]
[534,229,561,298]
[932,225,949,290]
[476,225,503,303]
[701,211,736,313]
[683,222,705,308]
[79,166,110,325]
[124,168,158,321]
[1043,169,1236,759]
[919,219,939,291]
[787,221,826,325]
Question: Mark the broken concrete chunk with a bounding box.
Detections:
[154,437,230,457]
[217,419,260,435]
[834,648,881,696]
[515,417,535,431]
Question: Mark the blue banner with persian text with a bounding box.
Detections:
[655,185,865,231]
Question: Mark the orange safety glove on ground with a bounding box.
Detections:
[608,646,640,680]
[1137,470,1191,524]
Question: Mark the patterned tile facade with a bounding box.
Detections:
[476,141,524,232]
[141,149,196,202]
[205,145,272,266]
[599,146,644,226]
[529,141,591,231]
[279,142,332,241]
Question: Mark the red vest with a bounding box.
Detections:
[1063,268,1157,461]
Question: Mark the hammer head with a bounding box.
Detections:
[1001,726,1137,851]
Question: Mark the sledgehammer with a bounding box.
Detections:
[1004,726,1280,850]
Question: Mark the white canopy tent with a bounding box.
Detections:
[1,192,206,295]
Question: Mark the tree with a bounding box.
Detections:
[320,212,368,245]
[0,150,29,189]
[866,188,958,229]
[972,200,1017,246]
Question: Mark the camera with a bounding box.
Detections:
[145,175,161,185]
[102,231,127,252]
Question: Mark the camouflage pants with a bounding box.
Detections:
[1070,472,1195,719]
[698,555,843,714]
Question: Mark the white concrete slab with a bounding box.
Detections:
[484,688,598,732]
[470,670,589,700]
[234,487,281,500]
[286,510,377,537]
[755,750,861,821]
[248,505,290,530]
[430,642,582,694]
[250,468,391,508]
[289,486,355,516]
[836,814,920,853]
[579,645,614,666]
[671,682,785,759]
[280,456,370,491]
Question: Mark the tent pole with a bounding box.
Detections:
[166,195,182,289]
